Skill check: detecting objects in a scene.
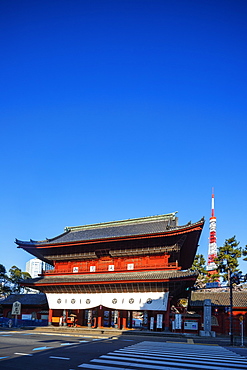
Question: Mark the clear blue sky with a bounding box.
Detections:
[1,0,246,273]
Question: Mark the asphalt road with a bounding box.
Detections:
[1,330,247,369]
[0,330,140,369]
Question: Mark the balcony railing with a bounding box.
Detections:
[44,261,179,275]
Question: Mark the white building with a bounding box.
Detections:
[26,258,53,278]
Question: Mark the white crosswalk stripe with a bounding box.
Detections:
[78,340,247,369]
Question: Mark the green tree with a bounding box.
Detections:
[191,254,219,288]
[191,254,208,288]
[0,264,11,296]
[0,264,7,278]
[216,236,242,282]
[242,245,247,262]
[9,266,31,293]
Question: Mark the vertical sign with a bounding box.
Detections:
[156,314,163,329]
[87,309,92,327]
[143,311,148,326]
[12,301,21,328]
[11,301,21,315]
[204,299,212,332]
[150,317,154,330]
[175,313,182,329]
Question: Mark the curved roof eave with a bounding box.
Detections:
[21,269,199,286]
[15,217,204,248]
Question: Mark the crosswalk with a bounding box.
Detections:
[78,340,247,370]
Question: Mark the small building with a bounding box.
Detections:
[189,290,247,336]
[16,213,204,331]
[0,293,49,324]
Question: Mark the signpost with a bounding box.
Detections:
[11,301,21,327]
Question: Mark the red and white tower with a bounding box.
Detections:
[207,189,217,272]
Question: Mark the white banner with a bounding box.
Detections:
[175,313,182,329]
[156,314,163,329]
[46,292,169,311]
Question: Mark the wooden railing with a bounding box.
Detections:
[44,261,179,275]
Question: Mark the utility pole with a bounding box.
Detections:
[228,269,233,346]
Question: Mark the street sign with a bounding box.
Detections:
[11,301,21,315]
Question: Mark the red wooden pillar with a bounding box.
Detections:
[164,296,172,331]
[129,311,133,329]
[97,306,103,328]
[65,310,69,326]
[48,309,53,326]
[122,310,127,329]
[117,312,122,329]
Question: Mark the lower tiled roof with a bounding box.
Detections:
[25,270,198,285]
[190,291,247,308]
[1,293,48,306]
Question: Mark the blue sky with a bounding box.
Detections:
[1,0,247,273]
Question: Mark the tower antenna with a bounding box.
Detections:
[207,188,217,272]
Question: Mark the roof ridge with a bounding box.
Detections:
[64,213,178,232]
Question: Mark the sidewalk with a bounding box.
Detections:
[4,325,244,347]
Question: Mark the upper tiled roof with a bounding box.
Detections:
[190,291,247,308]
[0,293,48,306]
[16,213,204,246]
[16,213,179,245]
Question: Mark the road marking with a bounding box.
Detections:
[166,340,219,346]
[50,356,70,360]
[32,346,53,351]
[60,342,75,346]
[78,364,124,369]
[21,333,36,335]
[196,342,219,346]
[78,340,247,370]
[104,352,247,367]
[15,352,33,356]
[187,338,194,344]
[116,348,245,361]
[79,340,89,342]
[0,331,18,334]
